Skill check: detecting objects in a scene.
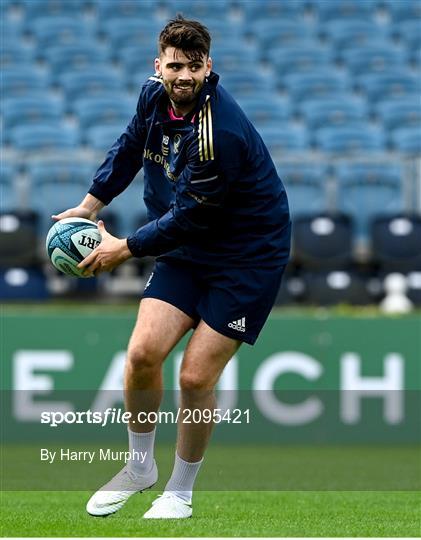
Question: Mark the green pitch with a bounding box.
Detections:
[1,490,420,537]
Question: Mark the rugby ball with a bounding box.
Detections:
[46,217,102,278]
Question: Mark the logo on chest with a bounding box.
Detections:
[161,135,169,156]
[173,133,182,154]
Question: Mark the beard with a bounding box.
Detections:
[164,80,204,106]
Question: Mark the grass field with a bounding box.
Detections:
[1,489,420,537]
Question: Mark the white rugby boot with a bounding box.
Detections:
[143,491,192,519]
[86,462,158,516]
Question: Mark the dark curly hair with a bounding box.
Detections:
[159,15,211,61]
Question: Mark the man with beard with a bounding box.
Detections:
[53,16,291,519]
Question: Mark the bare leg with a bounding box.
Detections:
[177,321,241,461]
[124,298,195,433]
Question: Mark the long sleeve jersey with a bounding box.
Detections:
[88,71,291,268]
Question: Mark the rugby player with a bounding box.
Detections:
[53,16,291,519]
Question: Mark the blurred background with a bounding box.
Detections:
[1,0,420,308]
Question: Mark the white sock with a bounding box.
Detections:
[164,452,204,503]
[127,427,155,476]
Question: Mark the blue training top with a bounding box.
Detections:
[88,71,291,268]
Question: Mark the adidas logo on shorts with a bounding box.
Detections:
[228,317,246,332]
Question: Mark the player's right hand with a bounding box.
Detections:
[52,206,97,222]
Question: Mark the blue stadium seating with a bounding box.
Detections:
[259,125,310,156]
[105,174,147,237]
[101,18,161,50]
[276,163,328,217]
[313,0,378,22]
[375,96,421,130]
[30,16,96,48]
[392,20,421,49]
[118,45,162,75]
[3,96,64,131]
[43,43,111,75]
[0,45,36,69]
[268,45,334,74]
[202,20,241,45]
[10,125,80,151]
[1,163,19,212]
[86,124,125,151]
[342,44,407,74]
[250,20,317,49]
[321,20,388,51]
[315,125,386,153]
[300,97,367,129]
[96,0,156,19]
[166,0,231,19]
[211,43,260,73]
[282,71,350,102]
[73,95,134,130]
[356,71,420,102]
[28,161,95,234]
[392,127,421,154]
[243,0,304,21]
[1,68,50,97]
[59,70,125,100]
[336,162,405,240]
[236,97,292,127]
[220,73,275,97]
[22,0,88,19]
[385,0,421,22]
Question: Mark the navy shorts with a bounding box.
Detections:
[142,256,285,345]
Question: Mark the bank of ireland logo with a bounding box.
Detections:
[162,135,169,156]
[173,133,182,154]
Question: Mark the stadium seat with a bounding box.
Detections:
[28,161,95,234]
[96,0,156,19]
[268,45,334,74]
[59,70,125,100]
[0,211,40,267]
[375,96,421,130]
[211,43,260,73]
[336,162,404,241]
[292,213,354,270]
[10,125,80,151]
[73,96,134,130]
[118,45,162,75]
[0,164,19,212]
[357,71,420,102]
[391,20,421,49]
[258,125,310,157]
[250,20,317,49]
[2,96,64,131]
[106,174,147,237]
[303,270,372,305]
[392,127,421,154]
[237,97,292,126]
[43,43,111,75]
[315,125,386,153]
[243,0,304,21]
[166,0,231,19]
[0,267,49,300]
[21,0,88,19]
[86,124,126,151]
[300,97,367,129]
[371,214,421,272]
[220,73,275,98]
[30,16,96,48]
[321,20,388,52]
[385,0,421,22]
[342,44,407,74]
[101,18,161,49]
[313,0,378,22]
[0,45,36,69]
[276,163,328,217]
[281,71,350,102]
[202,20,241,46]
[1,68,50,97]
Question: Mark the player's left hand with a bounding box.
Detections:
[77,220,132,276]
